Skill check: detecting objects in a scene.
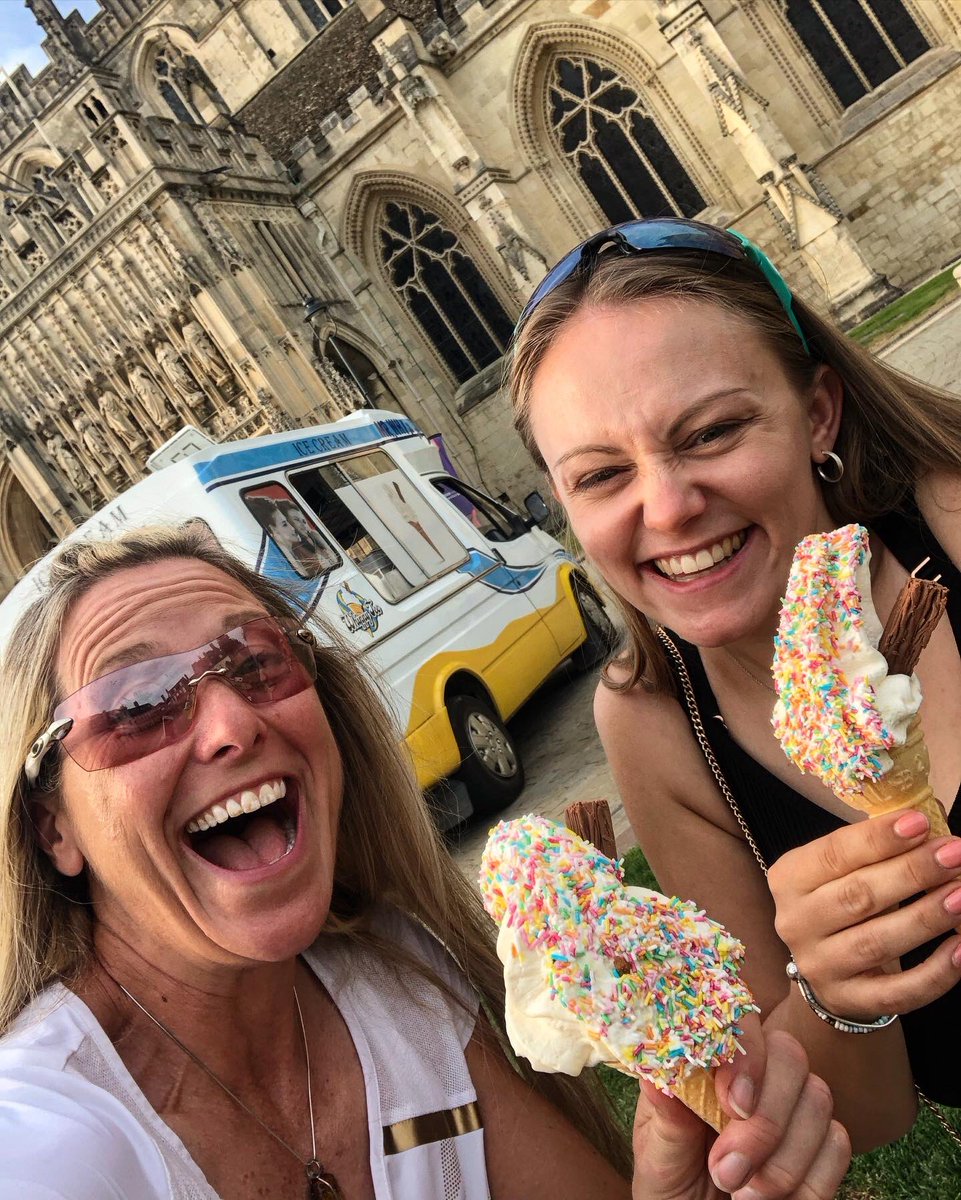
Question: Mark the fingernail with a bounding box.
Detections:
[953,942,961,969]
[712,1151,752,1192]
[728,1073,756,1119]
[936,840,961,869]
[945,887,961,915]
[894,811,929,838]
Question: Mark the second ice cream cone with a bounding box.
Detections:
[854,717,949,837]
[611,1061,728,1131]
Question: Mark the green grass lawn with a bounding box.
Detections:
[849,266,959,349]
[608,846,961,1198]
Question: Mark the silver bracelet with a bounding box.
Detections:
[786,959,899,1034]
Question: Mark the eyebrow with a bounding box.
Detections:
[550,388,754,472]
[92,608,269,676]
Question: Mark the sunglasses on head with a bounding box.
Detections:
[514,216,811,354]
[24,617,318,782]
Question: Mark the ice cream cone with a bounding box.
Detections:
[853,717,949,837]
[610,1061,728,1131]
[673,1066,729,1132]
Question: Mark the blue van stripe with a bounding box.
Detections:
[456,549,547,593]
[193,418,419,488]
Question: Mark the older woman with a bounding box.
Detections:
[0,524,846,1198]
[508,217,961,1152]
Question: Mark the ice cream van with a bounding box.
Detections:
[0,410,614,827]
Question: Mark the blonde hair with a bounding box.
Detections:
[0,523,630,1172]
[508,251,961,692]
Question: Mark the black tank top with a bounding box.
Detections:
[665,507,961,1105]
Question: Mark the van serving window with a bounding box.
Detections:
[289,451,465,602]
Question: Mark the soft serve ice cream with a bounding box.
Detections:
[772,524,921,799]
[479,815,756,1127]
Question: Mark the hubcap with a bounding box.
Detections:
[466,711,518,779]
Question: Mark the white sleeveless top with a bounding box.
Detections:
[0,914,490,1199]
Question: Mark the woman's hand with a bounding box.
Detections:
[634,1023,850,1199]
[769,809,961,1020]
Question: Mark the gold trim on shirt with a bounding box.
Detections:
[383,1101,483,1155]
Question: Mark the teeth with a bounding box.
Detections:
[185,778,287,836]
[654,531,748,581]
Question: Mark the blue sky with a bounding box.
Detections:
[1,1,102,78]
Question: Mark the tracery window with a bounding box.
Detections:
[154,48,201,124]
[377,200,514,385]
[784,0,929,108]
[299,0,344,28]
[548,55,704,225]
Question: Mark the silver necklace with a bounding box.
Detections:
[723,647,777,695]
[111,977,342,1200]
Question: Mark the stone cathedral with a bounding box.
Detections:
[0,0,959,592]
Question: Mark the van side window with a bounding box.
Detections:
[432,478,520,543]
[288,463,416,602]
[242,485,340,579]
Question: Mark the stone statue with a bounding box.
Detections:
[128,364,170,427]
[155,341,204,403]
[98,388,142,450]
[48,432,88,494]
[182,320,228,381]
[75,412,117,473]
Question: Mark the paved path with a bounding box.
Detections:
[880,294,961,394]
[447,664,635,875]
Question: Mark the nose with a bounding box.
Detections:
[640,462,707,533]
[187,673,264,762]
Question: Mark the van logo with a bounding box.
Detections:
[336,584,384,636]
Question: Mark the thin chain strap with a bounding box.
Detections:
[655,623,961,1151]
[655,625,770,876]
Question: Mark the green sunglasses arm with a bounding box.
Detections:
[727,228,812,355]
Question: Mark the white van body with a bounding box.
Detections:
[0,411,605,822]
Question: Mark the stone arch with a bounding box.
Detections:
[128,24,223,125]
[0,465,55,585]
[510,20,727,241]
[322,321,402,410]
[342,171,516,386]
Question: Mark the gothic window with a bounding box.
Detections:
[548,55,704,225]
[785,0,929,108]
[29,166,62,203]
[377,200,514,385]
[299,0,344,28]
[154,48,201,124]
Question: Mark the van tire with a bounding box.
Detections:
[570,582,617,672]
[449,693,524,815]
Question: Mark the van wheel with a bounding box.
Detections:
[449,693,525,816]
[571,583,617,672]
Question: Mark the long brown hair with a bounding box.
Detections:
[0,523,631,1174]
[508,251,961,692]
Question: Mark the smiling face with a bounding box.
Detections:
[528,298,842,648]
[38,558,342,977]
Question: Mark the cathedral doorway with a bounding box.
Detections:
[0,467,56,585]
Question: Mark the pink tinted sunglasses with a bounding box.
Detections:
[24,617,317,782]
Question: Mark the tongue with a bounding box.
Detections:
[199,814,290,871]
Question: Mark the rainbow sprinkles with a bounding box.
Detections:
[772,523,918,800]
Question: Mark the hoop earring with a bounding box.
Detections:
[816,451,844,483]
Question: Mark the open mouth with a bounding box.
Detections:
[183,778,298,871]
[652,528,750,583]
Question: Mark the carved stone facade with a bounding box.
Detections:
[1,0,960,592]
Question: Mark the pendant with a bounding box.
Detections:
[305,1159,341,1200]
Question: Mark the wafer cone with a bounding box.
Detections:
[610,1061,728,1131]
[853,717,949,837]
